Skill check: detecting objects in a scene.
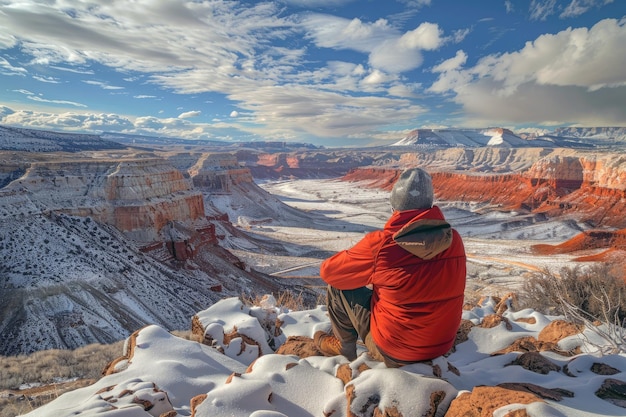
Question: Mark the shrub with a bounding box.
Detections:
[520,263,626,353]
[241,289,326,311]
[521,264,626,322]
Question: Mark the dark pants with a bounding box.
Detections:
[326,285,405,367]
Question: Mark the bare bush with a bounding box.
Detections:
[241,289,326,311]
[520,263,626,353]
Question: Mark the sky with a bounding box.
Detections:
[0,0,625,147]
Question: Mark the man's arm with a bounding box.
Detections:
[319,231,381,290]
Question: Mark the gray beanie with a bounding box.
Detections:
[390,168,434,211]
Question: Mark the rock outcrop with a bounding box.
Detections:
[27,296,626,417]
[187,153,254,191]
[343,150,626,229]
[3,157,206,242]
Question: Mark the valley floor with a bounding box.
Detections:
[232,178,598,298]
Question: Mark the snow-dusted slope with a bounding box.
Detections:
[0,161,322,355]
[393,127,581,148]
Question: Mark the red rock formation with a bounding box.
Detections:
[532,230,625,255]
[342,151,626,229]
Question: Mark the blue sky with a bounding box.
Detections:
[0,0,624,147]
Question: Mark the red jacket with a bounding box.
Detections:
[320,206,466,362]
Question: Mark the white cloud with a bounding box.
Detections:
[0,57,27,76]
[178,110,201,119]
[429,18,626,126]
[301,14,444,73]
[397,0,432,7]
[362,69,392,85]
[432,50,467,73]
[398,22,442,50]
[82,80,124,90]
[279,0,357,7]
[529,0,558,21]
[12,88,88,108]
[300,14,392,52]
[480,19,626,91]
[1,109,132,130]
[450,28,471,44]
[561,0,615,18]
[230,111,239,117]
[33,75,61,83]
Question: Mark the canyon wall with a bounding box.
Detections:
[239,150,379,178]
[2,157,206,242]
[188,153,254,191]
[345,149,626,229]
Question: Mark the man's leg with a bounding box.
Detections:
[324,285,372,360]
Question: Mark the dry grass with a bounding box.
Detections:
[0,341,124,417]
[241,289,327,311]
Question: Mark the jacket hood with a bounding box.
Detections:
[387,206,453,260]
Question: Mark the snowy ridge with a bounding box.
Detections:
[391,127,612,149]
[393,128,538,147]
[0,125,124,152]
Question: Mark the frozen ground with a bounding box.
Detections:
[237,178,596,297]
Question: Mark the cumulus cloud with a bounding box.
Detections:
[429,18,626,126]
[479,19,626,91]
[432,50,467,73]
[1,109,133,130]
[300,14,444,73]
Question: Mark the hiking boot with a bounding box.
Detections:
[314,331,343,357]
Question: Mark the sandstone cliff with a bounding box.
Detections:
[0,150,318,355]
[345,149,626,229]
[3,157,205,242]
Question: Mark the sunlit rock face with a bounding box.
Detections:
[4,158,205,242]
[188,153,254,191]
[346,150,626,229]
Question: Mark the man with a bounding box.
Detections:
[314,168,466,367]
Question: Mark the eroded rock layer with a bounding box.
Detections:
[3,157,205,241]
[345,150,626,229]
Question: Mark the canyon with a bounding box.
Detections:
[1,126,626,356]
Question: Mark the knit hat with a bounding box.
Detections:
[390,168,434,211]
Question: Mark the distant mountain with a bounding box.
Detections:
[392,127,596,148]
[102,132,320,151]
[0,125,125,152]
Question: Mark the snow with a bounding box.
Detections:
[22,177,626,417]
[23,295,626,417]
